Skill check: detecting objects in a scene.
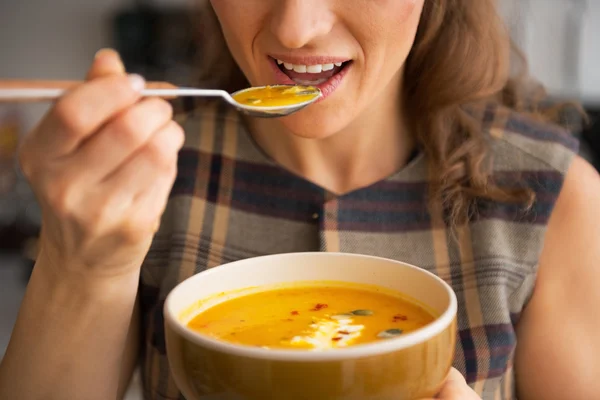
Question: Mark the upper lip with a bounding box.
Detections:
[269,54,352,65]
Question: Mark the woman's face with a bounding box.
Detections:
[209,0,425,138]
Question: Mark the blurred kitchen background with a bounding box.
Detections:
[0,0,598,397]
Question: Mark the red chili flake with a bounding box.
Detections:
[310,303,329,311]
[338,330,350,335]
[393,314,408,321]
[331,337,343,342]
[291,311,299,316]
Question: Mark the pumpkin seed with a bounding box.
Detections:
[377,329,404,339]
[351,309,374,316]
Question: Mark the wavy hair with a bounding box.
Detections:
[193,0,584,226]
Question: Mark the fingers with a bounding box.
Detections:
[122,165,179,241]
[71,97,174,182]
[436,368,479,399]
[445,368,468,385]
[101,120,184,199]
[19,49,136,174]
[102,121,184,241]
[417,369,478,400]
[26,74,145,161]
[15,48,181,274]
[37,121,183,249]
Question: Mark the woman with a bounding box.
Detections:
[1,0,599,399]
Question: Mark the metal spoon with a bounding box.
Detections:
[0,80,322,118]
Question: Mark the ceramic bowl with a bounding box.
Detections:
[164,252,457,400]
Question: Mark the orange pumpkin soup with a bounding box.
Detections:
[232,85,320,107]
[187,284,436,350]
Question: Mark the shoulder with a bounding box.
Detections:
[473,103,580,175]
[542,155,600,309]
[545,155,600,254]
[514,156,600,399]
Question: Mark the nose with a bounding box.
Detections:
[270,0,335,49]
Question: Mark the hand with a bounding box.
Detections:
[18,49,184,278]
[419,368,480,399]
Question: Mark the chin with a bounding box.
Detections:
[276,102,357,140]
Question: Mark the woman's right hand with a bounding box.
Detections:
[19,49,184,279]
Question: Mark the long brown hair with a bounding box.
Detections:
[194,0,583,225]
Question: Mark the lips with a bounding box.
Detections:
[268,56,353,100]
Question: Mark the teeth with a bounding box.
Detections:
[293,64,307,73]
[277,59,345,74]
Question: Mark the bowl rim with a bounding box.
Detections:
[164,252,457,361]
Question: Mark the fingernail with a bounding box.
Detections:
[128,74,146,92]
[95,48,117,60]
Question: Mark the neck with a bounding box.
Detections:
[248,73,415,195]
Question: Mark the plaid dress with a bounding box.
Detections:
[139,100,579,400]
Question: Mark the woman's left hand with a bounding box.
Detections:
[418,368,480,399]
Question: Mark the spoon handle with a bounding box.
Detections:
[0,80,192,103]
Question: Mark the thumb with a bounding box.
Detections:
[436,368,479,399]
[416,368,474,400]
[86,48,127,80]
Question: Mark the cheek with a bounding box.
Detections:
[358,0,424,72]
[393,0,423,21]
[369,0,423,47]
[208,1,261,75]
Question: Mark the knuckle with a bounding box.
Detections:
[106,76,138,102]
[123,228,144,244]
[108,99,173,150]
[46,177,76,217]
[145,128,180,169]
[141,98,174,129]
[111,110,147,148]
[120,219,151,244]
[53,99,86,135]
[163,162,178,184]
[151,98,174,120]
[144,138,172,169]
[159,122,185,158]
[168,121,185,147]
[85,203,112,230]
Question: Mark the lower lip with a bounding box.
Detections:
[268,58,351,102]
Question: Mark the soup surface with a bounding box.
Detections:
[187,284,435,350]
[232,85,320,107]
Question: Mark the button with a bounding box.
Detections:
[312,213,319,220]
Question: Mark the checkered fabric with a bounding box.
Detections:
[139,100,578,400]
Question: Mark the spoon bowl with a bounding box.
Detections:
[231,85,322,117]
